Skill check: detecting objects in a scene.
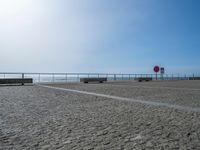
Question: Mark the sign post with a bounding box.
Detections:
[153,66,160,80]
[160,67,165,80]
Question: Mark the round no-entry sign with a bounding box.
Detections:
[154,66,160,73]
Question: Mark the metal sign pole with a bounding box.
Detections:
[156,73,157,80]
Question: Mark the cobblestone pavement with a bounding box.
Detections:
[48,80,200,107]
[1,81,200,149]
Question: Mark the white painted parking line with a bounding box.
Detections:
[38,85,200,113]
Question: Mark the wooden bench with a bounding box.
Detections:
[189,77,200,80]
[0,78,33,85]
[80,78,107,83]
[135,77,152,82]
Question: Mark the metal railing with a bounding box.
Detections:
[0,72,199,83]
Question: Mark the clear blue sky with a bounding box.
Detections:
[0,0,200,74]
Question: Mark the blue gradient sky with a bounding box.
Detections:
[0,0,200,74]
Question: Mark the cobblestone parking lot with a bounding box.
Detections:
[1,80,200,149]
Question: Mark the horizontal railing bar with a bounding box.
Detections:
[0,72,158,76]
[0,72,198,77]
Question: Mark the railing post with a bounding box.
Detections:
[52,73,55,82]
[77,74,79,82]
[66,73,68,82]
[114,74,116,81]
[22,73,24,85]
[38,73,40,83]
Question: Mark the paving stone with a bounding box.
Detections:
[1,81,200,149]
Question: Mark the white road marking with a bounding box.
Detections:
[104,83,200,91]
[38,84,200,113]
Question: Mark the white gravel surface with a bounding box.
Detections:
[1,81,200,150]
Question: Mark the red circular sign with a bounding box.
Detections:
[154,66,160,73]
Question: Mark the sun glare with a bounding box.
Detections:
[0,0,41,27]
[0,0,29,13]
[0,0,38,22]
